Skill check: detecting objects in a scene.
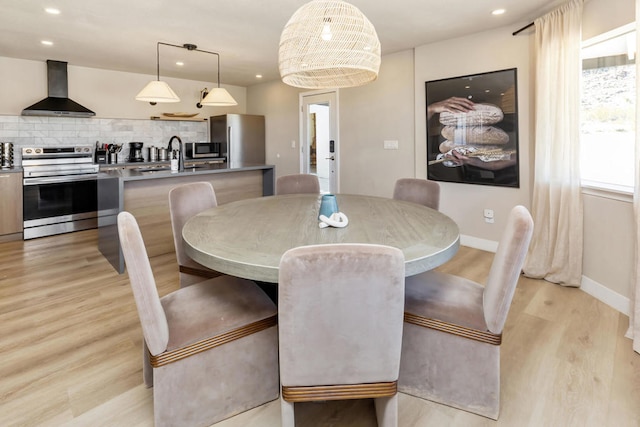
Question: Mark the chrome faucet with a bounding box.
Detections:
[167,135,184,172]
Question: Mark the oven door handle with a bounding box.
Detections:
[23,174,98,185]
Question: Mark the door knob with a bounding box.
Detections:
[325,156,335,161]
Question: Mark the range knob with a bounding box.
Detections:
[35,148,42,154]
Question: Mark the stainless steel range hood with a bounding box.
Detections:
[22,60,95,118]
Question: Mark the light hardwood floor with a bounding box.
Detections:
[1,229,638,426]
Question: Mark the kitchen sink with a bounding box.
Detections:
[139,168,170,173]
[137,165,218,174]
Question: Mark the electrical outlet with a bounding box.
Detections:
[291,140,296,148]
[484,209,494,224]
[383,140,399,150]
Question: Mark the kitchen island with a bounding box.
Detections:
[98,162,275,273]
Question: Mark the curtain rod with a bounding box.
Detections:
[512,22,534,36]
[513,0,577,37]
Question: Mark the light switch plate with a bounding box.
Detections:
[384,140,399,150]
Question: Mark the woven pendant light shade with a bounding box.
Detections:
[279,0,381,89]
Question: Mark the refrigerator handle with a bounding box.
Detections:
[227,126,232,162]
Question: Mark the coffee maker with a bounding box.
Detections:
[128,142,144,162]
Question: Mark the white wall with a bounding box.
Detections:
[583,192,633,301]
[247,49,416,197]
[583,0,635,39]
[0,57,246,119]
[408,0,635,308]
[339,50,416,197]
[246,80,302,176]
[414,26,533,244]
[580,0,635,306]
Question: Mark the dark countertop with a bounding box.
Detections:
[99,160,170,169]
[99,158,224,169]
[99,162,274,182]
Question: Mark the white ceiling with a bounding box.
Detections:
[0,0,565,87]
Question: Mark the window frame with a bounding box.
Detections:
[580,22,636,201]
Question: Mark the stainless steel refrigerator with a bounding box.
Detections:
[210,114,265,165]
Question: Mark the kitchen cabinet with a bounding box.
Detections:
[0,171,23,240]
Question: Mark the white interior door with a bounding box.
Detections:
[300,90,338,194]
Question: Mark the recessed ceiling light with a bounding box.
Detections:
[176,61,184,66]
[492,9,506,15]
[41,40,53,46]
[256,74,263,79]
[45,8,61,15]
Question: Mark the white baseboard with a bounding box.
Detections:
[460,235,630,316]
[580,275,631,316]
[460,234,498,253]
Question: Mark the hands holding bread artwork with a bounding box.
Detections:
[429,97,515,170]
[427,96,475,120]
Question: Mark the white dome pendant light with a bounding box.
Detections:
[278,0,381,89]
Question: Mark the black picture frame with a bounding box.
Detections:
[426,68,519,188]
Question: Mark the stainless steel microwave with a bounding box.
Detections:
[184,142,223,159]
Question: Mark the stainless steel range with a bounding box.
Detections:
[22,145,100,239]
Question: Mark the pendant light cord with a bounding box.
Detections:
[137,41,236,105]
[156,42,222,88]
[156,42,161,81]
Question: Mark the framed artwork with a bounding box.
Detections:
[426,68,519,188]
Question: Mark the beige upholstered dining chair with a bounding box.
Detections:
[118,211,279,427]
[392,178,440,210]
[398,205,533,420]
[278,244,405,427]
[169,181,221,287]
[276,173,320,195]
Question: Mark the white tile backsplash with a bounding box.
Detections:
[0,115,208,165]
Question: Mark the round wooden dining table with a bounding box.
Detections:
[183,193,460,283]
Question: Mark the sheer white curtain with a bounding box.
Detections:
[523,0,584,287]
[626,0,640,354]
